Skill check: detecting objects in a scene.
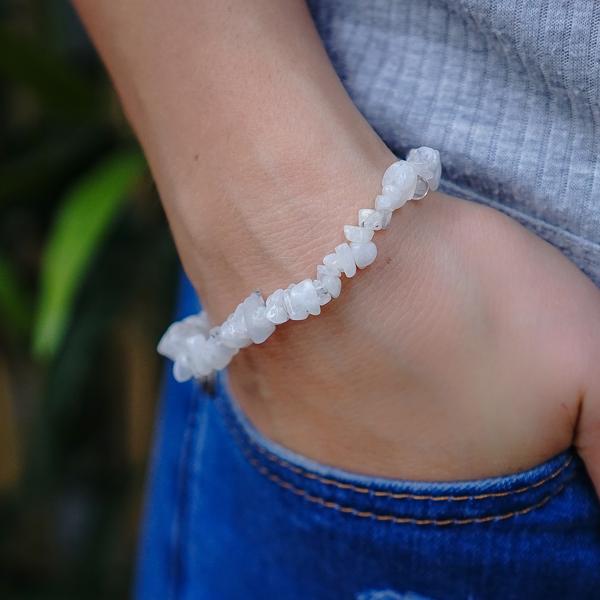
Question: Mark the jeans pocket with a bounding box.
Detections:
[213,372,585,528]
[192,372,600,599]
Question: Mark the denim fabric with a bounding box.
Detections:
[307,0,600,289]
[136,277,600,599]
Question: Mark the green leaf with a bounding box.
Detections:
[33,149,146,358]
[0,254,31,337]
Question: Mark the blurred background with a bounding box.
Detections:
[0,1,178,597]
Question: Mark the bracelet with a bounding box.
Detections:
[158,146,441,382]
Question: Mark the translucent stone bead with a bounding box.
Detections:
[290,279,321,316]
[242,292,276,343]
[316,265,341,298]
[375,193,409,212]
[173,353,195,382]
[312,279,332,305]
[350,241,377,269]
[317,263,340,278]
[379,161,417,209]
[186,313,211,336]
[343,224,374,243]
[382,159,417,189]
[157,314,210,361]
[219,304,253,349]
[157,323,186,361]
[185,334,214,376]
[280,286,305,320]
[205,334,238,369]
[323,253,342,276]
[358,208,391,231]
[265,288,289,324]
[335,243,357,278]
[407,146,441,191]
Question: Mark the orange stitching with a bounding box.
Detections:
[234,414,574,502]
[239,435,574,526]
[216,401,575,515]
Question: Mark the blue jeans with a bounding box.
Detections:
[136,276,600,599]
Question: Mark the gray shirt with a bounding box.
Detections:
[308,0,600,288]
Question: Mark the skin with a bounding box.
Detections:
[73,0,600,490]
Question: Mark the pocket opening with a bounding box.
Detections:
[214,371,580,526]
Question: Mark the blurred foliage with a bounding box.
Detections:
[34,150,146,358]
[0,1,178,598]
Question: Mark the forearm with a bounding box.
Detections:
[73,0,394,320]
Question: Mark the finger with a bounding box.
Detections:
[574,292,600,498]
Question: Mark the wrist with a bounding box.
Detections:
[177,140,397,322]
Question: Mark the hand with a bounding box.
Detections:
[226,188,600,488]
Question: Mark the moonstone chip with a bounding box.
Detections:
[335,243,356,278]
[157,322,186,361]
[351,241,377,268]
[407,146,441,191]
[317,265,342,298]
[186,312,211,334]
[185,334,214,376]
[205,336,237,369]
[317,264,339,278]
[157,311,221,380]
[249,307,275,343]
[265,288,289,324]
[157,313,211,360]
[219,304,252,349]
[318,274,341,298]
[323,253,342,276]
[241,292,276,344]
[291,279,321,316]
[358,208,391,231]
[375,193,409,212]
[343,224,374,243]
[283,285,309,320]
[380,161,417,209]
[382,160,416,189]
[312,279,332,305]
[173,354,195,382]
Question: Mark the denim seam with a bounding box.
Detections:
[216,391,574,502]
[217,400,576,526]
[250,451,574,526]
[247,441,573,502]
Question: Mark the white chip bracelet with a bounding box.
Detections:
[158,146,442,382]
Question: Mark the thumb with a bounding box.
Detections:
[574,300,600,498]
[576,402,600,499]
[576,390,600,499]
